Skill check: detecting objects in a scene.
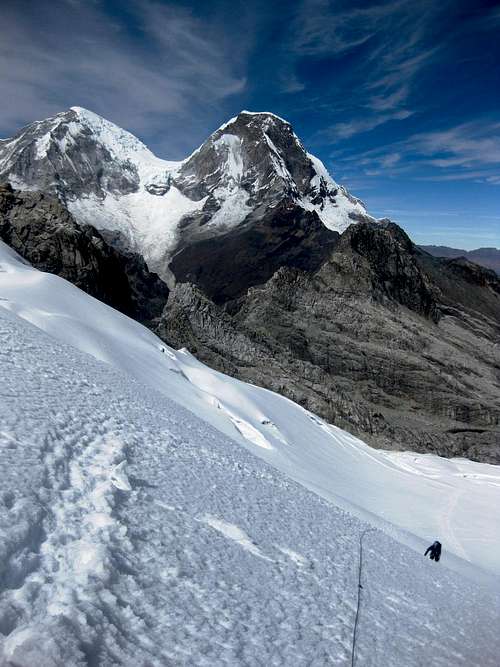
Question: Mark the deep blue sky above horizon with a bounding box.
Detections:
[1,0,499,249]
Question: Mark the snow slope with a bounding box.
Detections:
[1,241,499,583]
[69,184,206,268]
[301,152,368,232]
[1,252,500,665]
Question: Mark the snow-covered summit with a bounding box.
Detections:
[215,110,291,134]
[69,106,179,178]
[177,109,371,233]
[0,106,181,196]
[0,107,374,279]
[70,107,153,160]
[239,109,291,124]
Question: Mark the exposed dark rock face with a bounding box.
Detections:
[167,111,371,295]
[157,221,500,464]
[177,111,323,203]
[0,183,168,321]
[417,251,500,323]
[328,222,440,320]
[170,202,339,302]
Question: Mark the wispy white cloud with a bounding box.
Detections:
[282,0,444,139]
[410,122,500,167]
[0,0,248,151]
[321,110,413,141]
[337,118,500,184]
[369,85,410,112]
[289,0,415,58]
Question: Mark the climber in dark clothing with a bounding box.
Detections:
[425,540,442,562]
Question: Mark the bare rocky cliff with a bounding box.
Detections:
[0,183,168,322]
[157,222,500,463]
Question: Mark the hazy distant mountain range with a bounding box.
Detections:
[420,245,500,275]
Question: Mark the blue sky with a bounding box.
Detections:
[1,0,499,249]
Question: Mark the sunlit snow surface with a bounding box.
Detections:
[1,242,500,665]
[1,241,499,576]
[68,185,206,268]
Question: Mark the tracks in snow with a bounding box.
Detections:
[1,412,135,665]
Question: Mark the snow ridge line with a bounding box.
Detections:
[1,414,136,663]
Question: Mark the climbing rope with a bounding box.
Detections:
[351,527,377,667]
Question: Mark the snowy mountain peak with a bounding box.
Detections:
[0,108,142,199]
[68,106,157,163]
[209,109,305,161]
[0,107,178,198]
[0,107,374,279]
[239,109,291,124]
[176,108,372,237]
[215,110,292,135]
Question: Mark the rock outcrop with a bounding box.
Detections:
[157,222,500,464]
[0,183,168,322]
[170,202,339,302]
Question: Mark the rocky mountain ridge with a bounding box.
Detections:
[158,222,500,463]
[0,109,499,463]
[420,245,500,275]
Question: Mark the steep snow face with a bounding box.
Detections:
[2,306,500,666]
[69,107,172,175]
[177,110,373,234]
[68,185,206,270]
[0,108,373,276]
[203,133,252,229]
[301,152,369,232]
[1,240,499,582]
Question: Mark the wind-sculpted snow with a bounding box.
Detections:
[1,307,500,666]
[1,241,500,580]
